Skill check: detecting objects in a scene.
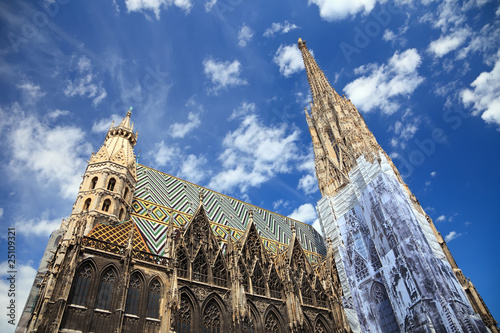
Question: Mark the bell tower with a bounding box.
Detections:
[72,109,138,227]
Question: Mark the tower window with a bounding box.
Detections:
[102,199,111,212]
[83,198,92,211]
[91,177,98,189]
[107,178,116,191]
[119,208,124,221]
[147,279,161,319]
[124,187,129,200]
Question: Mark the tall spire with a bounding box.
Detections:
[299,38,380,196]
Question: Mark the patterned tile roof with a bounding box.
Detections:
[131,165,326,262]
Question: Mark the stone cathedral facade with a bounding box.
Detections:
[18,111,351,333]
[18,39,498,333]
[297,38,498,333]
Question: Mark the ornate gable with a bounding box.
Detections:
[182,203,219,259]
[239,215,269,269]
[89,145,110,164]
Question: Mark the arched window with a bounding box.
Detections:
[102,199,111,212]
[372,283,399,333]
[265,311,281,333]
[69,263,93,306]
[95,268,116,310]
[83,198,92,211]
[91,177,98,189]
[354,254,369,281]
[238,259,249,290]
[268,266,282,299]
[193,251,208,283]
[203,300,221,333]
[213,254,228,287]
[119,208,124,221]
[147,279,161,319]
[107,178,116,191]
[251,263,265,296]
[176,294,192,333]
[125,273,142,315]
[314,318,328,333]
[123,187,129,200]
[177,247,189,279]
[243,308,257,333]
[301,280,314,306]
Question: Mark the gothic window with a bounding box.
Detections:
[238,259,249,290]
[125,273,142,315]
[370,241,382,271]
[83,198,91,211]
[203,300,221,333]
[177,248,189,279]
[251,263,265,296]
[193,251,208,283]
[102,199,111,212]
[107,178,116,191]
[242,310,256,333]
[119,208,124,221]
[301,279,314,306]
[265,311,281,333]
[354,254,369,281]
[372,283,399,333]
[316,286,328,308]
[69,263,93,306]
[123,187,129,200]
[314,319,327,333]
[213,254,228,287]
[353,231,367,259]
[176,294,192,333]
[147,279,161,319]
[91,177,98,189]
[268,266,282,299]
[95,268,116,310]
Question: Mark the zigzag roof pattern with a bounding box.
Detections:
[131,165,326,262]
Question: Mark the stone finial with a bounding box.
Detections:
[291,223,296,235]
[199,189,205,204]
[248,209,254,224]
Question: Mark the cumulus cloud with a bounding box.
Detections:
[273,44,305,77]
[205,0,217,11]
[209,114,302,194]
[430,171,437,177]
[428,29,470,57]
[125,0,192,19]
[460,51,500,128]
[445,230,463,242]
[230,101,256,120]
[308,0,377,21]
[344,49,424,114]
[64,56,107,107]
[238,24,253,47]
[298,174,318,195]
[169,112,201,138]
[436,215,446,222]
[14,216,61,237]
[5,104,92,199]
[263,21,299,38]
[203,58,247,94]
[288,203,317,223]
[46,109,70,120]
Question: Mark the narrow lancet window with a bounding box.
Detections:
[107,178,116,191]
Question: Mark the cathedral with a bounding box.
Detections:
[17,39,497,333]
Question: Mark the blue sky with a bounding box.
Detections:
[0,0,499,331]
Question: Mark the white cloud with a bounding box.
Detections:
[205,0,217,11]
[237,24,253,47]
[288,203,317,224]
[0,208,3,219]
[6,104,92,200]
[383,30,396,42]
[460,51,500,128]
[150,140,181,167]
[125,0,192,19]
[263,21,299,38]
[436,215,446,222]
[64,56,107,107]
[445,230,463,242]
[14,216,61,237]
[312,219,323,236]
[92,114,123,133]
[230,101,256,120]
[0,261,37,331]
[428,29,469,57]
[169,112,201,138]
[17,81,46,105]
[273,44,305,77]
[430,171,437,177]
[298,174,318,195]
[179,154,207,183]
[344,49,424,114]
[203,58,247,94]
[46,109,70,120]
[209,114,302,194]
[308,0,377,21]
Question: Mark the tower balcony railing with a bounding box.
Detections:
[131,249,170,266]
